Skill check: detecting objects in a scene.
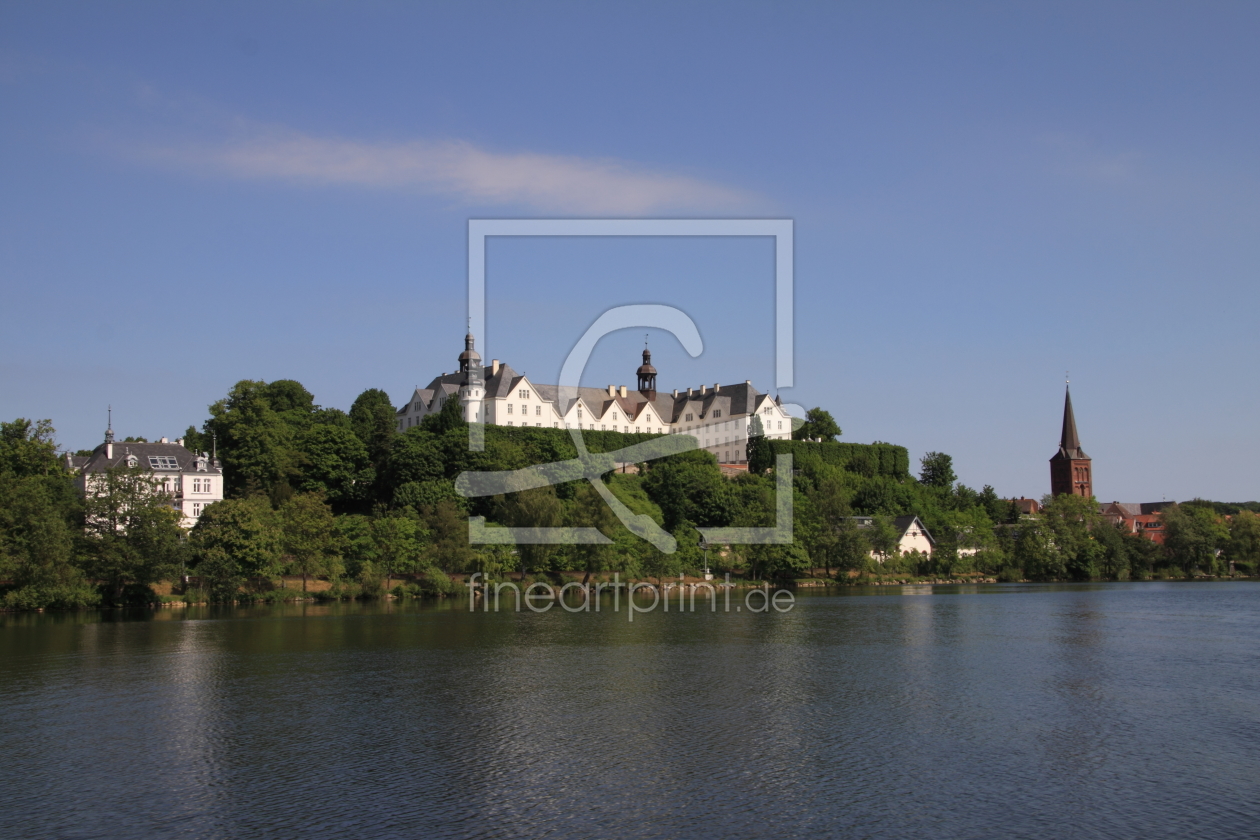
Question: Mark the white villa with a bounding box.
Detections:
[69,423,224,528]
[396,333,795,464]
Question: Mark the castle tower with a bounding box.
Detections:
[1050,384,1092,498]
[636,345,657,401]
[458,331,484,423]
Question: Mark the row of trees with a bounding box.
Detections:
[3,379,1259,609]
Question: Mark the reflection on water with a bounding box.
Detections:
[2,583,1258,839]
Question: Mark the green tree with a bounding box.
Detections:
[641,449,732,530]
[191,496,283,598]
[372,509,427,588]
[206,380,297,497]
[420,395,466,435]
[350,388,398,466]
[280,493,342,591]
[424,498,477,575]
[919,452,956,489]
[1162,503,1229,576]
[867,516,900,560]
[792,407,842,442]
[81,465,185,603]
[1226,510,1260,574]
[0,474,96,609]
[0,418,61,477]
[295,424,370,508]
[499,486,563,574]
[568,482,619,583]
[746,414,772,474]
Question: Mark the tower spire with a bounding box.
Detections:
[1059,383,1085,458]
[105,405,114,444]
[1050,381,1092,497]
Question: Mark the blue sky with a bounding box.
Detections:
[1,1,1257,502]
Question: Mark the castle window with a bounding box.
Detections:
[612,411,618,420]
[577,407,583,419]
[507,404,513,414]
[519,389,530,399]
[714,410,722,418]
[535,405,541,416]
[685,413,693,421]
[521,404,527,415]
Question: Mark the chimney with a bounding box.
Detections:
[700,384,707,395]
[745,380,751,386]
[714,383,720,393]
[491,359,500,376]
[106,442,113,459]
[672,389,678,397]
[160,437,169,444]
[608,384,616,397]
[64,452,73,470]
[687,387,693,397]
[619,385,627,398]
[176,438,184,447]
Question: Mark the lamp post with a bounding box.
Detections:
[699,534,712,581]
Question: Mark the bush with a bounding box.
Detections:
[996,566,1023,583]
[1,582,101,611]
[418,570,461,597]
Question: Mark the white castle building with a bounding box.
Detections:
[397,333,795,464]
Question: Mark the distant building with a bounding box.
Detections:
[1009,497,1041,517]
[69,420,223,528]
[849,514,936,560]
[1050,384,1093,498]
[396,333,796,464]
[1099,501,1169,544]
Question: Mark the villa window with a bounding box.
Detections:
[521,404,527,415]
[612,411,618,420]
[507,404,513,414]
[519,389,530,399]
[535,405,541,416]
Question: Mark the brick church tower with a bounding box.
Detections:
[1050,384,1092,498]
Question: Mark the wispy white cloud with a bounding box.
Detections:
[126,125,757,214]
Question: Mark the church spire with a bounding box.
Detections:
[1050,382,1092,497]
[1059,384,1084,457]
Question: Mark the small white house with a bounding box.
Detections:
[850,514,936,560]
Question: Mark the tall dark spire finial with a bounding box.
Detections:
[105,405,114,444]
[1060,382,1083,454]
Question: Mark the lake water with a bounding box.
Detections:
[1,582,1257,839]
